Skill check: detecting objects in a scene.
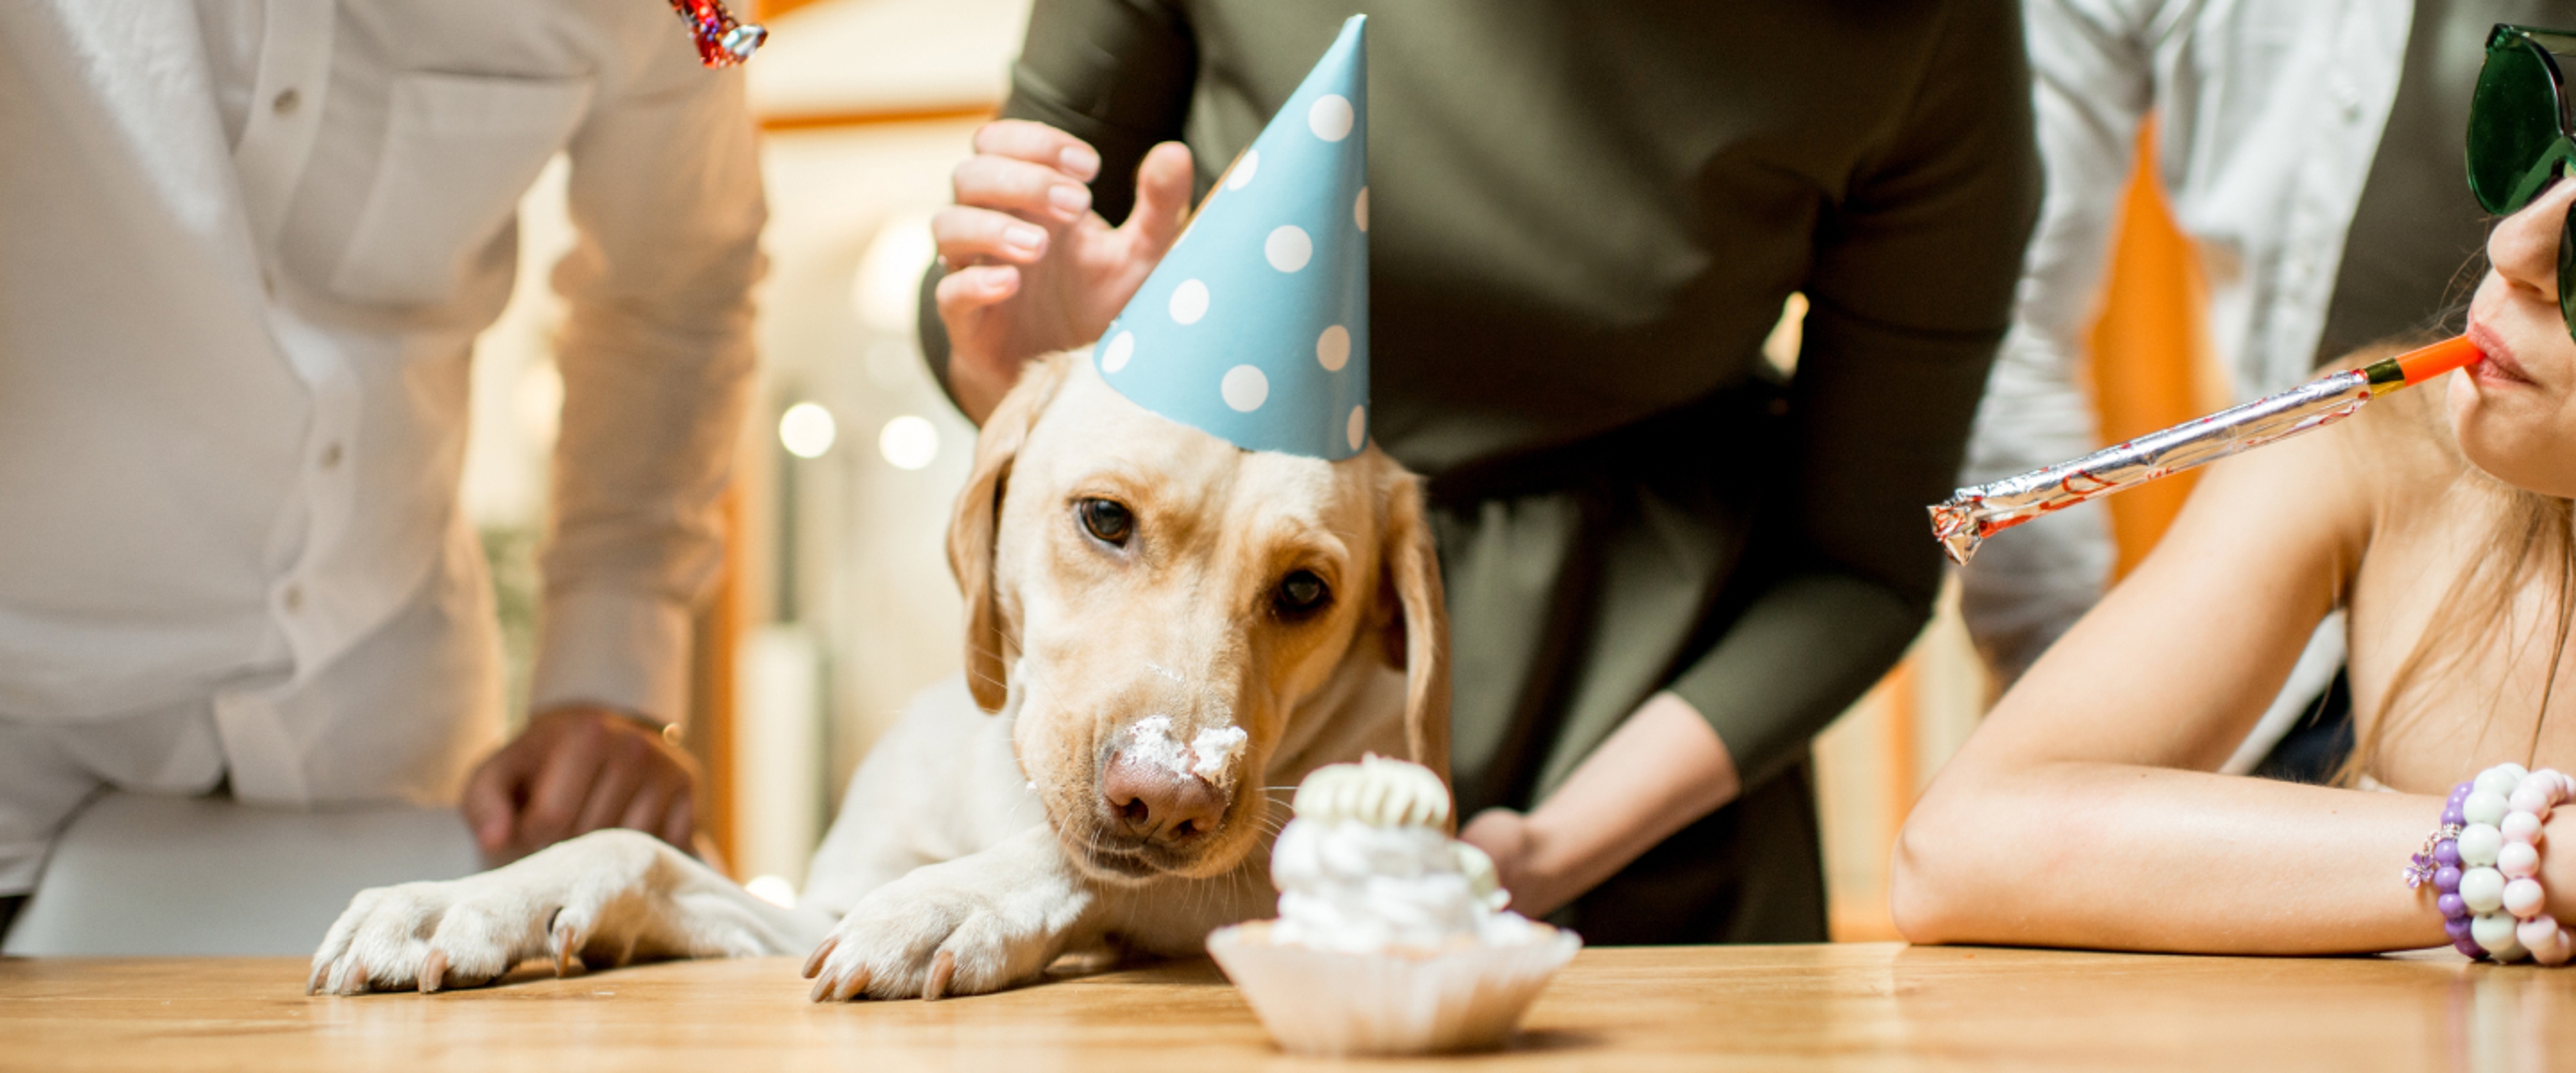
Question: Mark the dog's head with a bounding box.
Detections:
[947,351,1448,884]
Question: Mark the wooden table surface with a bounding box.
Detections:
[4,943,2570,1071]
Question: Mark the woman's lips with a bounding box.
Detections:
[2465,321,2537,387]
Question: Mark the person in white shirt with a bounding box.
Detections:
[1962,0,2534,767]
[0,1,763,938]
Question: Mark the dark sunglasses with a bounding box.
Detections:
[2470,23,2576,335]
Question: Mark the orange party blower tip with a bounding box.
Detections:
[2394,336,2481,386]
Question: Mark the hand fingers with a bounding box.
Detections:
[1122,141,1197,254]
[659,791,697,851]
[932,206,1050,266]
[517,725,608,855]
[617,776,678,840]
[971,119,1101,180]
[951,154,1092,223]
[460,750,531,856]
[570,733,649,836]
[934,264,1020,316]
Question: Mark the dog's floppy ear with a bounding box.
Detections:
[948,352,1075,713]
[1375,465,1452,797]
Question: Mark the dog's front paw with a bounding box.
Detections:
[802,849,1087,1001]
[307,874,606,996]
[307,829,692,996]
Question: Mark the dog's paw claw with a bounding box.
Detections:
[801,937,837,980]
[924,950,957,1001]
[421,949,448,994]
[836,966,872,1003]
[810,962,872,1003]
[551,923,583,977]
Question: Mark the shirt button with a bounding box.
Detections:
[272,89,301,116]
[282,584,305,613]
[319,443,343,470]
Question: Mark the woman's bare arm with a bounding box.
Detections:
[1894,419,2490,954]
[1461,692,1741,917]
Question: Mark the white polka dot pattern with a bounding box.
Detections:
[1087,15,1370,460]
[1170,280,1210,325]
[1266,226,1313,272]
[1223,365,1270,412]
[1318,325,1350,371]
[1309,94,1354,142]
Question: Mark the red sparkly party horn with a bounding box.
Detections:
[668,0,765,67]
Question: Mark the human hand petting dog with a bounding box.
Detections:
[462,705,700,866]
[933,120,1196,421]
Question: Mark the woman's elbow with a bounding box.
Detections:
[1889,792,1980,945]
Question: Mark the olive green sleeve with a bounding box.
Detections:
[1667,0,2042,789]
[920,0,1196,398]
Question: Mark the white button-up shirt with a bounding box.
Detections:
[1958,0,2412,673]
[0,1,763,808]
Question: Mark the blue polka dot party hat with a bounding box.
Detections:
[1093,15,1369,460]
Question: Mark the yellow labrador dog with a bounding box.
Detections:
[309,351,1447,1001]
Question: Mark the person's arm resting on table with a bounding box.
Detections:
[1895,139,2576,953]
[1892,404,2447,952]
[463,56,765,866]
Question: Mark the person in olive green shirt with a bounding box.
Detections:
[919,1,2038,943]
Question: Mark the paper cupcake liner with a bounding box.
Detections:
[1206,920,1581,1057]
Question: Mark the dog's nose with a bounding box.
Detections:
[1102,753,1226,844]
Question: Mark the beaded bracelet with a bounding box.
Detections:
[2409,764,2575,964]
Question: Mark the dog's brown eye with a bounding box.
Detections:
[1077,498,1133,545]
[1275,570,1330,617]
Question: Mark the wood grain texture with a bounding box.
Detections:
[3,944,2570,1071]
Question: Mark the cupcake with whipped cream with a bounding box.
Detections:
[1206,754,1581,1056]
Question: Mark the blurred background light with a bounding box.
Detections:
[744,874,798,909]
[877,414,938,471]
[851,213,936,333]
[780,402,839,459]
[514,361,565,446]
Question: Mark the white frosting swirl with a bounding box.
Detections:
[1268,756,1535,952]
[1292,754,1452,828]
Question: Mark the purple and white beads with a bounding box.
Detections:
[2423,764,2575,964]
[2426,779,2481,958]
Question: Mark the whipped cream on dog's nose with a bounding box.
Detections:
[1120,715,1251,790]
[1191,726,1248,783]
[1269,756,1532,953]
